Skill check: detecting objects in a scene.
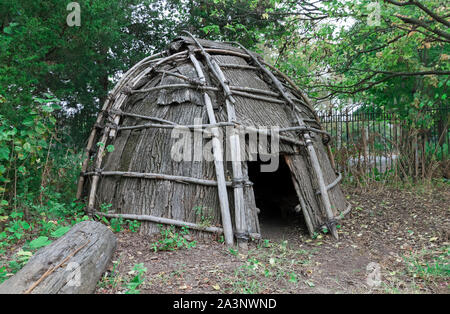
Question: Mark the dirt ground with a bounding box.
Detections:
[95,184,449,294]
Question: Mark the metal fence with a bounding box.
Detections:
[318,106,449,175]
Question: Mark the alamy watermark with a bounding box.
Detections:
[366,262,382,288]
[170,118,280,172]
[66,2,81,27]
[367,1,381,27]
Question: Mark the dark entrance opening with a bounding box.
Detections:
[247,156,307,241]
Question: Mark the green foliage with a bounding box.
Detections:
[96,210,141,233]
[98,259,123,291]
[0,0,189,145]
[0,95,58,206]
[28,236,52,249]
[50,226,70,238]
[151,225,196,252]
[405,246,450,280]
[127,220,141,233]
[125,263,147,294]
[0,266,7,283]
[99,203,112,213]
[7,250,32,276]
[110,217,125,233]
[193,205,214,227]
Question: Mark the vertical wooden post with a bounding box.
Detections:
[211,59,248,249]
[183,32,247,248]
[189,54,234,247]
[296,111,338,240]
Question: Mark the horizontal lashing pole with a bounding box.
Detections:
[95,212,224,234]
[218,63,258,70]
[116,121,234,132]
[315,172,342,195]
[107,113,306,147]
[82,170,253,188]
[129,84,287,104]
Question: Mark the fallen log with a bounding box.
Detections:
[0,221,116,294]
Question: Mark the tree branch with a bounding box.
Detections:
[384,0,450,28]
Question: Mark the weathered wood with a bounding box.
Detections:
[196,48,251,59]
[76,52,164,199]
[0,221,116,294]
[285,154,321,232]
[262,60,337,169]
[107,113,306,148]
[189,53,234,246]
[219,63,258,71]
[87,95,124,213]
[278,125,330,136]
[24,241,89,294]
[296,204,314,237]
[82,170,248,187]
[229,86,279,97]
[184,31,235,103]
[210,56,248,249]
[95,212,224,233]
[239,125,305,147]
[110,110,177,125]
[117,121,234,132]
[304,132,339,239]
[130,84,283,104]
[316,172,342,195]
[232,90,285,104]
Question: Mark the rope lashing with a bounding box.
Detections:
[234,232,250,241]
[320,218,338,233]
[121,86,132,96]
[231,176,253,188]
[93,122,105,130]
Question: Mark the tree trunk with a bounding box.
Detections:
[0,221,116,294]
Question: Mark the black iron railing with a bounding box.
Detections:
[318,106,449,176]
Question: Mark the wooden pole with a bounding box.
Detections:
[184,31,248,248]
[118,121,234,132]
[109,112,305,147]
[95,212,224,234]
[82,170,239,187]
[315,172,342,195]
[110,110,177,125]
[211,58,248,249]
[189,53,234,246]
[304,132,338,239]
